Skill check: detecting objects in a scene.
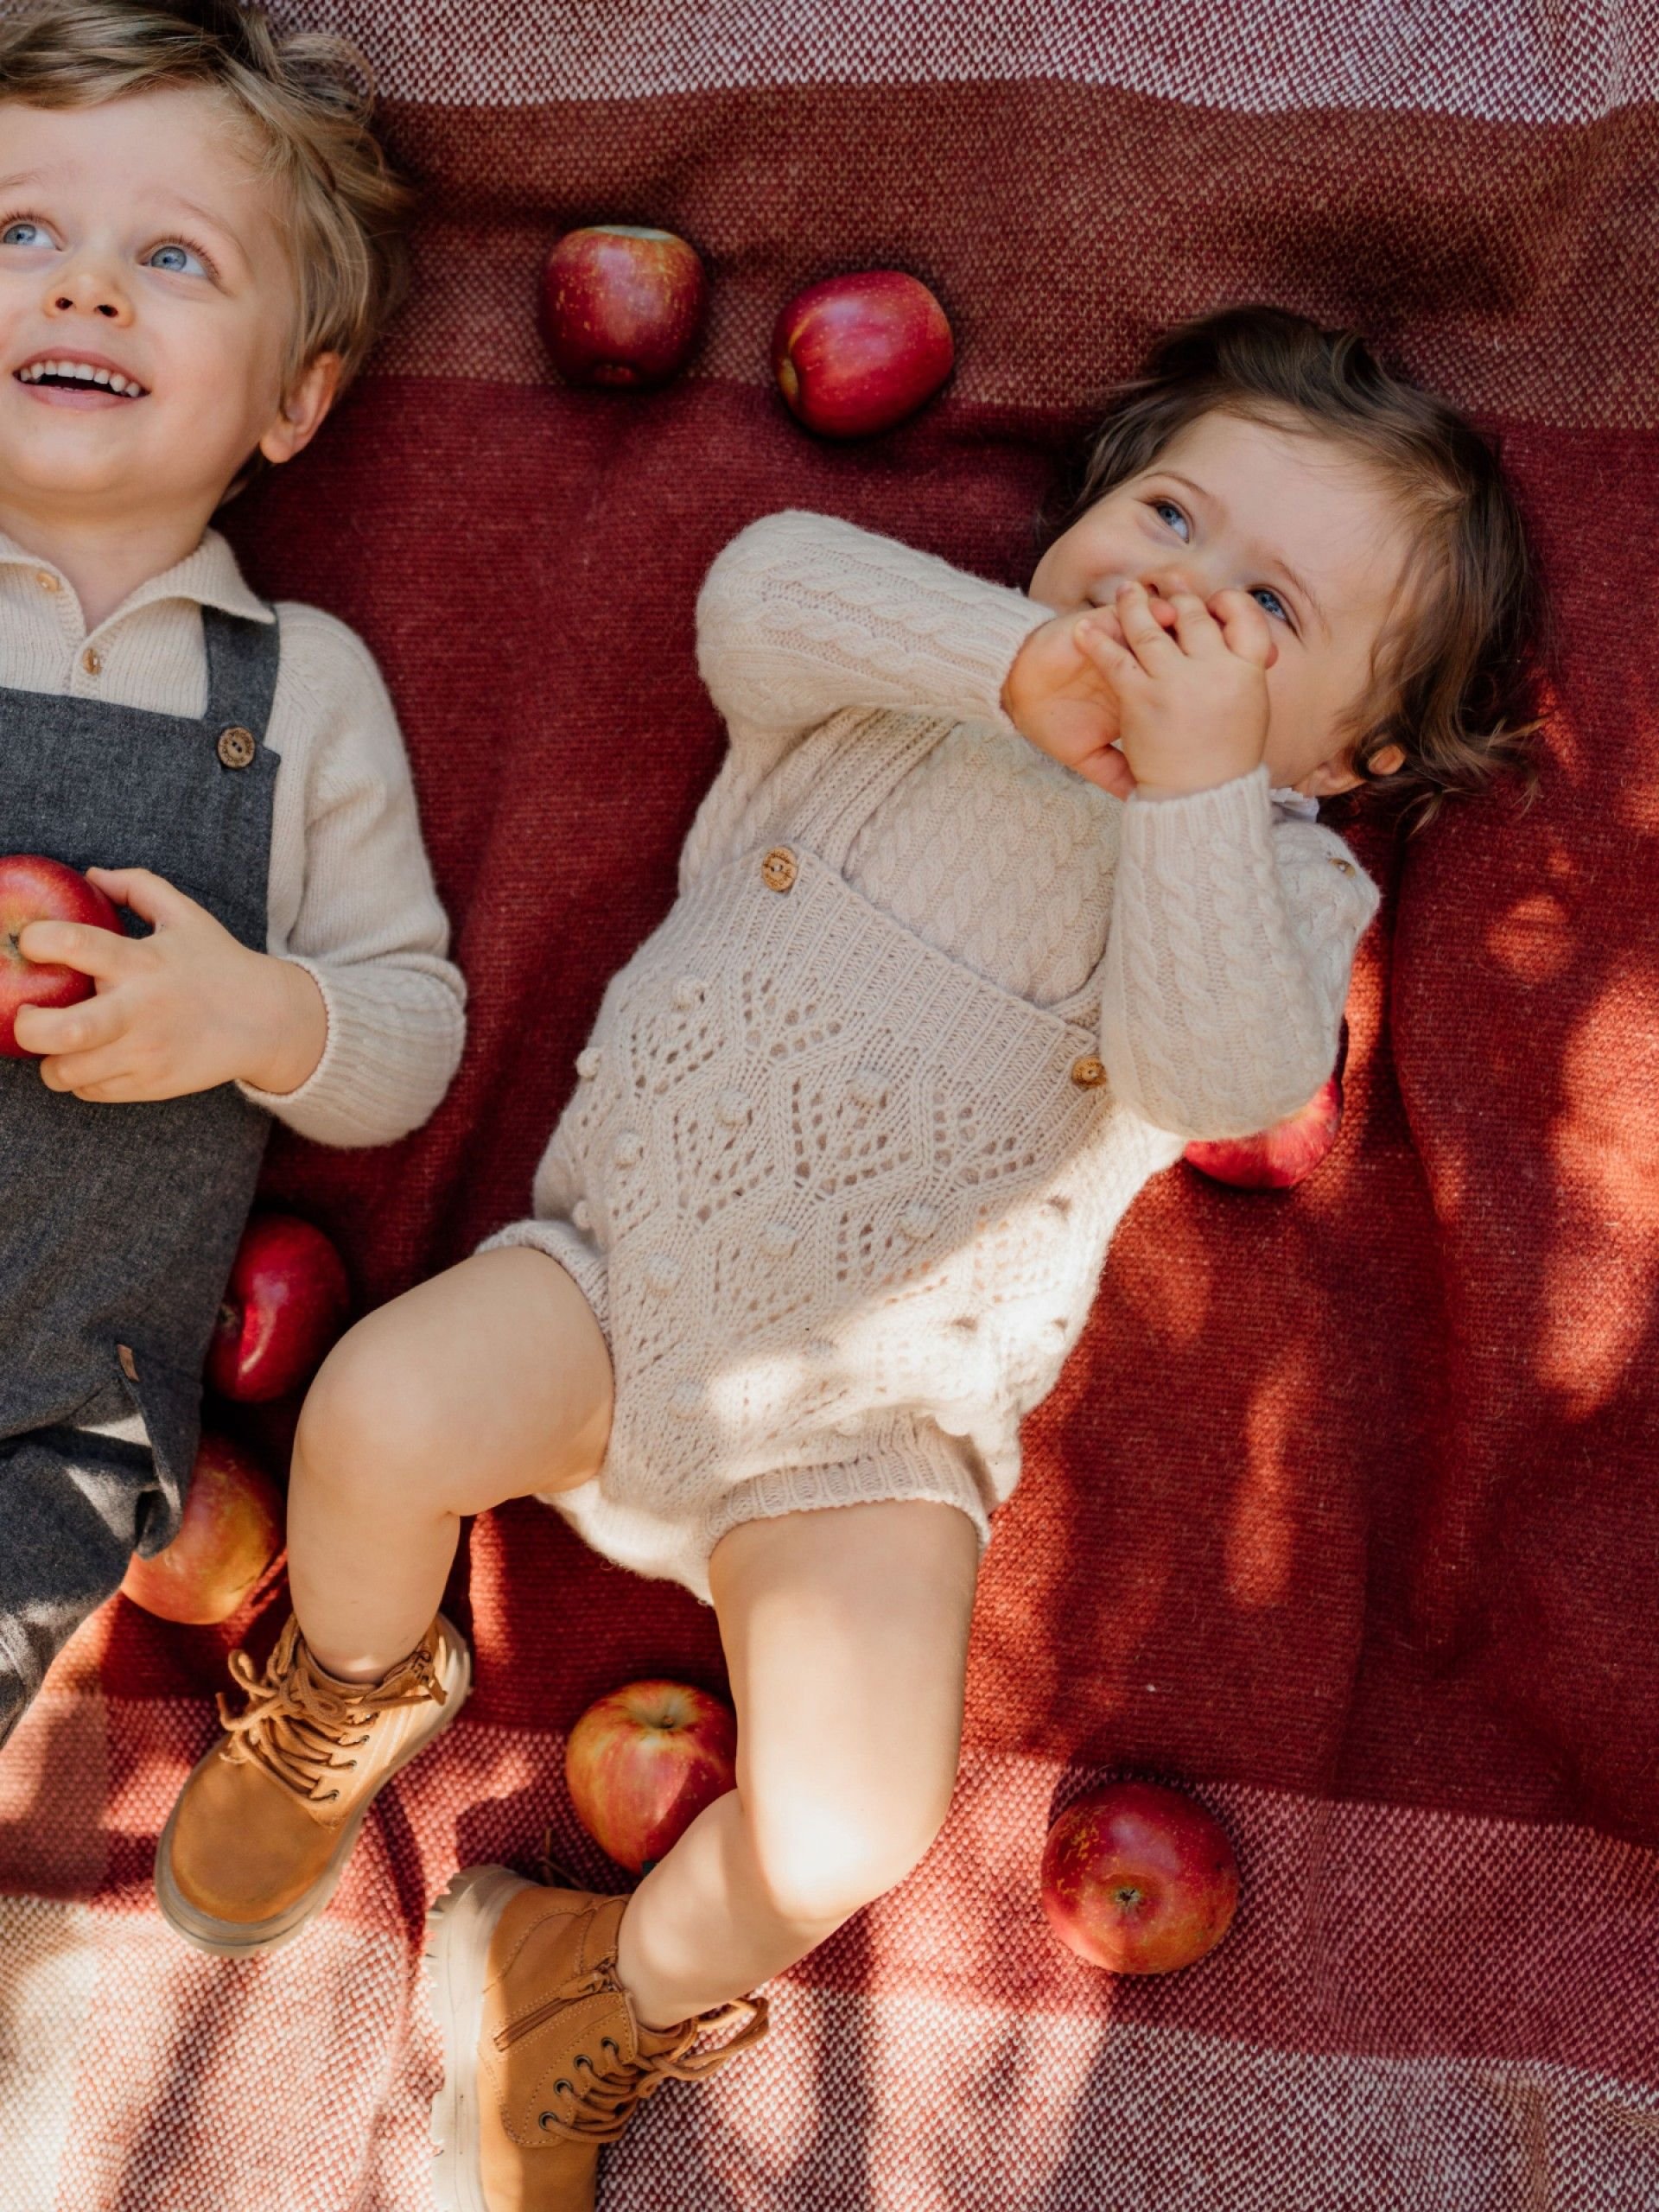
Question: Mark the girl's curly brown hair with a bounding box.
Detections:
[1051,305,1542,831]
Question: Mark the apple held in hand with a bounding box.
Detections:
[566,1679,738,1874]
[207,1211,351,1404]
[1041,1780,1239,1974]
[0,853,122,1058]
[772,270,955,438]
[120,1430,283,1625]
[540,225,709,389]
[1185,1025,1350,1191]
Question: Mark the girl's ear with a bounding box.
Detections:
[258,353,342,467]
[1299,740,1406,798]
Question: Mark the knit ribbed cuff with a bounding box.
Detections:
[948,589,1056,734]
[1121,761,1275,856]
[238,957,464,1149]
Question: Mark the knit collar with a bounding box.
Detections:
[0,524,272,630]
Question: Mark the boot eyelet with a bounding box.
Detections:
[601,2037,618,2056]
[538,2111,557,2131]
[554,2078,574,2096]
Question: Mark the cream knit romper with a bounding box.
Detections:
[487,513,1380,1601]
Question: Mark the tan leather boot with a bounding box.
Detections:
[155,1611,470,1956]
[426,1867,769,2212]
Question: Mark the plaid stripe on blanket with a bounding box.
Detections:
[3,3,1658,2205]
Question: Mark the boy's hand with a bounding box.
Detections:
[1075,581,1274,799]
[12,868,327,1102]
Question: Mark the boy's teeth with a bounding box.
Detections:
[18,359,143,394]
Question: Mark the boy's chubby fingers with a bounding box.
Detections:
[36,1044,135,1097]
[11,990,125,1060]
[16,914,133,979]
[1208,588,1278,668]
[86,864,193,927]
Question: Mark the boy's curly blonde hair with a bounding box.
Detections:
[0,0,411,391]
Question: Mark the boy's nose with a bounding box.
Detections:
[45,262,132,326]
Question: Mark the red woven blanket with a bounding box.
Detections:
[5,7,1658,2205]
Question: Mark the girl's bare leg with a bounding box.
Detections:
[286,1246,613,1681]
[613,1497,980,2026]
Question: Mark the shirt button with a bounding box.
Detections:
[1071,1054,1108,1089]
[761,846,798,893]
[1330,856,1356,876]
[81,645,102,675]
[35,570,58,593]
[575,1046,602,1079]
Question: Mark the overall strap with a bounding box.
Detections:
[201,606,282,743]
[792,709,958,874]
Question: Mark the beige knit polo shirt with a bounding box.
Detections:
[0,525,463,1147]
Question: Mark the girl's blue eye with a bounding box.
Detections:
[146,242,206,276]
[1151,498,1191,541]
[1252,586,1291,624]
[1,220,48,248]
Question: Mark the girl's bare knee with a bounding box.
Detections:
[296,1309,444,1492]
[746,1780,953,1932]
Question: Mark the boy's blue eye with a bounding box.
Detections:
[146,242,206,276]
[1150,498,1190,541]
[1252,586,1291,624]
[1,220,48,248]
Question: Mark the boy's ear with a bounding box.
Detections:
[258,352,342,467]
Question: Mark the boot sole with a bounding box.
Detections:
[426,1863,535,2212]
[152,1624,474,1959]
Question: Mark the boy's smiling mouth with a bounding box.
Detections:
[13,350,149,404]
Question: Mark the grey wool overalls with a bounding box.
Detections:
[0,609,280,1745]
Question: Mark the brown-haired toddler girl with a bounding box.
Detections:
[162,302,1535,2212]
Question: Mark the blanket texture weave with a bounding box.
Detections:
[3,4,1657,2206]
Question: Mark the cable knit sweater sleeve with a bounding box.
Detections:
[685,510,1050,882]
[1098,766,1379,1141]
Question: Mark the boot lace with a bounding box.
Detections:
[216,1617,446,1807]
[496,1944,770,2145]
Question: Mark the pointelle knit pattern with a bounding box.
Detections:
[487,512,1380,1599]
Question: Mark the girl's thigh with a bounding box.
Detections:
[709,1498,982,1877]
[299,1243,613,1514]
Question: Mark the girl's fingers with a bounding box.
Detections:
[1074,618,1145,684]
[1075,744,1136,800]
[1114,582,1179,671]
[1209,588,1277,669]
[1166,587,1226,657]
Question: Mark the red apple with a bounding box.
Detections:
[0,853,122,1058]
[566,1679,737,1873]
[1041,1780,1240,1974]
[1184,1024,1351,1190]
[772,270,955,438]
[540,226,708,389]
[207,1212,351,1404]
[120,1430,283,1625]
